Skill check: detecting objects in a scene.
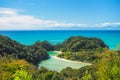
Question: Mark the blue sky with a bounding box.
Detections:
[0,0,120,30]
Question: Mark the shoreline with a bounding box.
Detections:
[52,51,91,65]
[53,51,62,54]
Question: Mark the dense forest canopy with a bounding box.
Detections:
[0,35,49,64]
[55,36,108,52]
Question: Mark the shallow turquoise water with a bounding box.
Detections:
[39,51,90,72]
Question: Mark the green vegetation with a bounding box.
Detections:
[57,50,105,63]
[0,57,63,80]
[57,36,108,63]
[33,40,54,51]
[0,57,36,80]
[55,36,108,52]
[0,49,119,80]
[60,50,120,80]
[0,35,120,80]
[0,35,49,64]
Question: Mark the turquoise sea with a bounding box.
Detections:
[0,30,120,49]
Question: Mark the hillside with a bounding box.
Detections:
[55,36,108,52]
[0,35,49,64]
[56,36,108,63]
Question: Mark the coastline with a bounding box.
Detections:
[52,51,91,65]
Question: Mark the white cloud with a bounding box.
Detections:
[0,8,87,30]
[0,8,120,30]
[95,22,120,27]
[0,8,18,15]
[49,23,87,27]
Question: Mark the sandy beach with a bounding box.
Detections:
[53,51,62,54]
[52,51,91,65]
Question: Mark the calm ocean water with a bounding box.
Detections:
[0,30,120,49]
